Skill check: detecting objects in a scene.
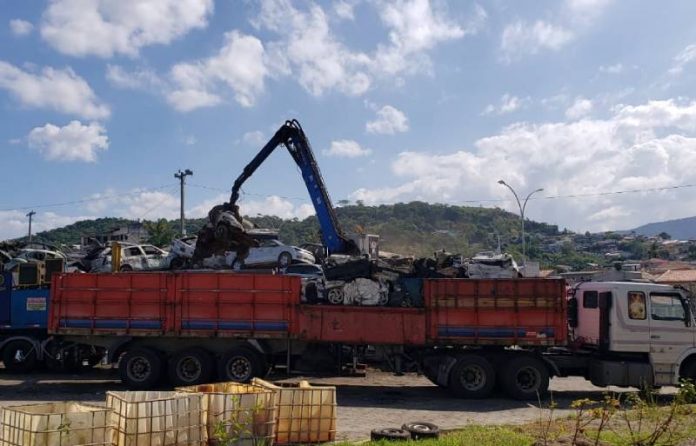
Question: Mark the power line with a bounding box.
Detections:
[0,184,178,212]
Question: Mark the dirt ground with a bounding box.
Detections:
[0,368,674,441]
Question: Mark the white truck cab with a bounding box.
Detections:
[569,281,695,387]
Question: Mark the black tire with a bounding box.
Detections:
[370,428,410,441]
[500,355,550,400]
[277,252,293,269]
[214,223,230,241]
[119,264,133,272]
[218,347,266,382]
[168,348,214,387]
[169,257,185,270]
[448,354,496,399]
[681,360,696,383]
[2,340,38,373]
[119,347,164,389]
[402,422,440,440]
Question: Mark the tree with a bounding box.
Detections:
[658,232,672,240]
[144,219,176,247]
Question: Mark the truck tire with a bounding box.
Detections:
[402,422,440,440]
[680,359,696,383]
[218,347,266,382]
[168,348,214,387]
[119,347,163,389]
[448,354,495,399]
[2,340,38,373]
[370,428,410,441]
[500,355,549,400]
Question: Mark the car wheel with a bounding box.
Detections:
[402,422,440,440]
[500,355,550,400]
[277,252,293,269]
[327,287,344,305]
[448,354,496,399]
[119,264,133,272]
[119,347,164,389]
[370,428,410,441]
[218,347,266,382]
[214,223,230,241]
[169,257,185,270]
[168,348,214,387]
[2,340,38,373]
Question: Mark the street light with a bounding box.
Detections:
[174,169,193,235]
[497,180,544,263]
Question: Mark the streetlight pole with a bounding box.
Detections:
[497,180,543,263]
[174,169,193,235]
[26,210,36,243]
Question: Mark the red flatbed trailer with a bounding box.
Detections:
[48,272,567,399]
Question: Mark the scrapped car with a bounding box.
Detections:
[284,263,324,279]
[236,239,315,268]
[2,248,68,272]
[93,243,169,272]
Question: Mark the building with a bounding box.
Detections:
[80,222,149,246]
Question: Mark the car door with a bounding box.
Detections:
[246,240,279,265]
[142,245,165,269]
[648,291,694,384]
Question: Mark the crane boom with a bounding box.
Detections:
[228,120,357,255]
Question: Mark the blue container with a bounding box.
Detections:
[11,287,50,328]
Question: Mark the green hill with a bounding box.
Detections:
[21,202,566,260]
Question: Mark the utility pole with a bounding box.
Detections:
[497,180,543,263]
[174,169,193,235]
[26,210,36,243]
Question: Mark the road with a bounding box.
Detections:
[0,369,672,440]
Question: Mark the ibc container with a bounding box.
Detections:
[251,379,336,444]
[106,391,205,446]
[0,402,109,446]
[176,382,276,446]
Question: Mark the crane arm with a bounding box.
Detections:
[229,120,357,255]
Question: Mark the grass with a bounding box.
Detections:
[335,425,534,446]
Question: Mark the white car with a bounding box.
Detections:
[93,243,169,272]
[245,239,314,268]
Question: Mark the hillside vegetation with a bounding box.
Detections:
[20,202,606,268]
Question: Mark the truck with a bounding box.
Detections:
[44,272,696,400]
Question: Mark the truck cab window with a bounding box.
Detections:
[628,292,646,320]
[650,293,685,321]
[583,291,598,308]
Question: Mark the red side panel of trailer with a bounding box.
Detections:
[294,305,426,345]
[424,278,567,346]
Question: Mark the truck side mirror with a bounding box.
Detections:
[568,297,578,328]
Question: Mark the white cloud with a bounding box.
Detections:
[668,43,696,76]
[366,105,409,134]
[0,210,94,242]
[350,99,696,232]
[184,135,197,145]
[106,64,161,90]
[599,63,623,74]
[500,20,573,62]
[373,1,484,75]
[334,0,355,20]
[243,130,266,146]
[40,0,214,57]
[188,193,314,220]
[565,97,593,119]
[0,61,110,119]
[167,31,267,111]
[9,19,33,36]
[323,139,371,158]
[27,121,108,162]
[482,93,525,115]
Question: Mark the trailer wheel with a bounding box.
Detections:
[2,340,38,373]
[119,348,163,389]
[370,428,410,441]
[448,354,495,398]
[402,422,440,440]
[500,355,549,400]
[218,347,266,382]
[277,252,293,269]
[168,348,214,387]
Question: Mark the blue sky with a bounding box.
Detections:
[3,0,696,241]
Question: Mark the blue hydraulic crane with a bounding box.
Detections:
[206,119,358,256]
